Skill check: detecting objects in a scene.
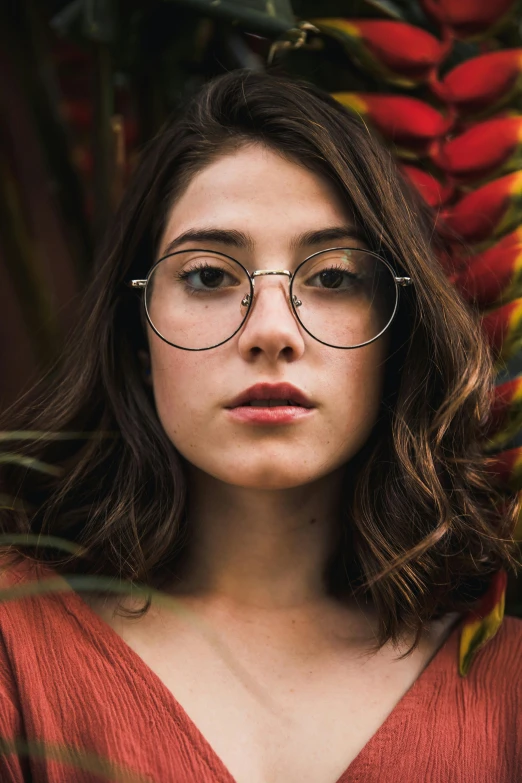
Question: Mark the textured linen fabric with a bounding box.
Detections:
[0,556,520,783]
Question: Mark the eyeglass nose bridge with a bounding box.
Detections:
[241,269,302,309]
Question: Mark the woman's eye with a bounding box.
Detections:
[188,267,225,288]
[307,267,360,290]
[180,265,238,290]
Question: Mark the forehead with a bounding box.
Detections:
[160,144,355,245]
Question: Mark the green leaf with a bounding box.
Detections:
[165,0,295,36]
[361,0,406,19]
[0,494,26,511]
[0,534,86,555]
[0,737,149,782]
[0,430,118,442]
[0,453,62,476]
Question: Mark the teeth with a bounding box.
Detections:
[246,399,298,407]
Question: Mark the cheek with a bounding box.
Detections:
[151,361,207,438]
[330,341,388,442]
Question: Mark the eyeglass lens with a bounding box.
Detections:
[144,248,398,350]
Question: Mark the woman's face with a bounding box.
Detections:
[149,143,389,489]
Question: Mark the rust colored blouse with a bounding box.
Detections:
[0,556,520,782]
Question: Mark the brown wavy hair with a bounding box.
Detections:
[1,69,520,656]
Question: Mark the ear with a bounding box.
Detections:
[137,349,153,386]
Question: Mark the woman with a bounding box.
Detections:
[0,69,520,783]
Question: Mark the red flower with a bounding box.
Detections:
[332,93,451,156]
[459,570,507,677]
[451,231,522,307]
[432,116,522,183]
[484,378,522,449]
[421,0,516,39]
[481,298,522,360]
[459,569,507,677]
[442,171,522,243]
[400,164,453,206]
[312,18,449,87]
[433,50,522,116]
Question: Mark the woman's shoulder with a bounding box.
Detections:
[0,553,45,621]
[0,552,36,585]
[0,552,63,603]
[0,553,85,654]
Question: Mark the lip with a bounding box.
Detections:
[226,382,314,409]
[226,406,315,425]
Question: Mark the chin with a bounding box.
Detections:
[205,459,336,490]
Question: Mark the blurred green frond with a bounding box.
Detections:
[0,453,62,476]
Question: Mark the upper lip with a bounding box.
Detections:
[226,383,314,409]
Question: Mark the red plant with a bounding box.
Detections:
[400,164,453,206]
[459,569,508,676]
[421,0,516,39]
[432,116,522,183]
[312,18,449,87]
[442,171,522,243]
[432,50,522,116]
[332,93,451,155]
[481,298,522,360]
[485,378,522,443]
[451,233,522,307]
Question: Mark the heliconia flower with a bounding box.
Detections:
[399,164,454,206]
[421,0,516,40]
[448,226,522,274]
[432,116,522,184]
[451,233,522,307]
[483,378,522,450]
[432,50,522,117]
[311,18,449,88]
[442,171,522,244]
[332,93,451,156]
[459,569,507,677]
[485,445,522,488]
[481,298,522,361]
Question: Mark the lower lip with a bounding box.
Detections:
[226,405,315,424]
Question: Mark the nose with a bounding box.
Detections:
[236,270,306,360]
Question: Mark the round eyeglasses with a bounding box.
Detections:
[129,246,413,351]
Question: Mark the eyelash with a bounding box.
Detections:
[174,262,234,296]
[174,260,360,296]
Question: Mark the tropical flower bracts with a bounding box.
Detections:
[459,569,508,677]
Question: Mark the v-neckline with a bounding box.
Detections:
[45,563,464,783]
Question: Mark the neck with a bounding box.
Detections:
[173,464,348,612]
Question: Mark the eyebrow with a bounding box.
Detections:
[160,225,366,257]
